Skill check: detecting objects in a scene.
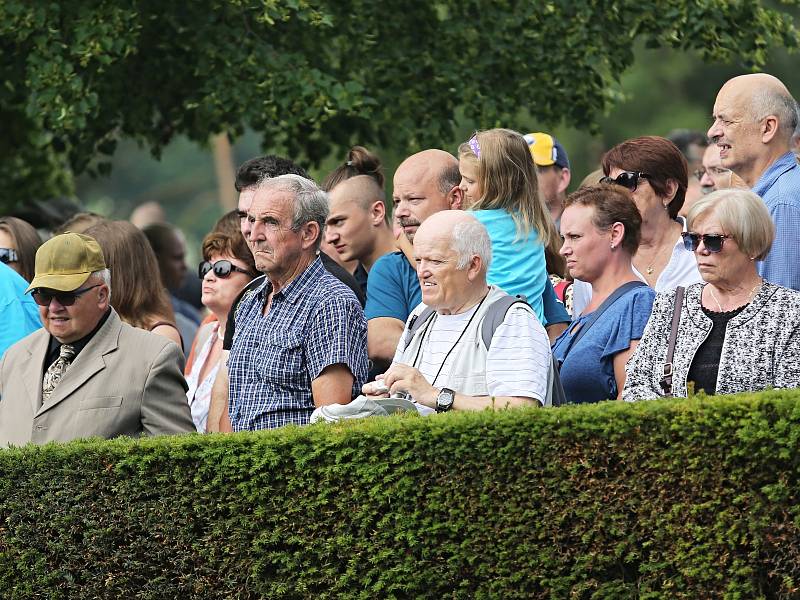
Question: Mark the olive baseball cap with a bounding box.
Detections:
[26,232,107,293]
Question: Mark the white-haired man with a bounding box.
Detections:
[363,211,551,411]
[708,73,800,290]
[0,233,194,445]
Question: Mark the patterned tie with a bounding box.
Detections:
[41,344,76,404]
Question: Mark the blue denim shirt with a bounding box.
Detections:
[752,152,800,291]
[228,257,368,430]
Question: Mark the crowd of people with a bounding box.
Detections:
[1,72,800,444]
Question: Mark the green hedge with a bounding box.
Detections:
[2,390,800,598]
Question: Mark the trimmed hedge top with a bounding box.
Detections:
[2,390,800,598]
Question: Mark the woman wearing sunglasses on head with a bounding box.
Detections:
[84,220,183,350]
[184,230,257,431]
[623,189,800,400]
[571,136,703,316]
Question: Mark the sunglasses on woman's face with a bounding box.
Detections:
[31,284,102,307]
[0,248,18,264]
[681,232,731,253]
[599,171,650,192]
[198,260,252,279]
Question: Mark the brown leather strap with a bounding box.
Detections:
[659,286,685,396]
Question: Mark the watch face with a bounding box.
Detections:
[437,388,455,410]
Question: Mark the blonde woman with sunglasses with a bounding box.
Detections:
[623,189,800,400]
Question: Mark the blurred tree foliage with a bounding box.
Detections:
[2,0,799,214]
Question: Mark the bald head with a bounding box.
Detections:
[392,150,462,241]
[709,73,798,186]
[717,74,798,140]
[415,210,492,273]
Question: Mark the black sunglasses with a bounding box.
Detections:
[198,260,253,279]
[31,283,102,307]
[681,232,731,253]
[599,171,650,192]
[0,248,18,264]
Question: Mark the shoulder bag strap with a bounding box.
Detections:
[659,286,685,396]
[569,280,648,350]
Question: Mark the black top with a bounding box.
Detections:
[687,304,747,395]
[353,263,369,300]
[45,309,112,371]
[222,252,366,350]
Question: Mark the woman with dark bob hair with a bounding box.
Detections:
[552,184,656,404]
[624,188,800,400]
[572,136,702,315]
[0,216,42,283]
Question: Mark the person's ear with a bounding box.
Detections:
[448,185,464,210]
[557,168,571,194]
[371,201,386,227]
[664,179,679,203]
[609,222,626,250]
[466,254,482,280]
[761,114,780,144]
[301,222,320,250]
[97,284,110,308]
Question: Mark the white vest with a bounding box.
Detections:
[397,286,531,396]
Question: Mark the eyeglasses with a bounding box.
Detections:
[0,248,18,264]
[198,260,253,279]
[31,284,102,307]
[599,171,650,192]
[681,232,731,253]
[693,166,731,182]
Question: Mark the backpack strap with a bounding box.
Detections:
[402,306,437,351]
[479,293,529,350]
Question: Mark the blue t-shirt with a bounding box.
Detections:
[365,252,421,322]
[0,263,41,359]
[470,209,547,323]
[552,286,655,404]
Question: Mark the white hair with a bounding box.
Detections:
[451,220,492,271]
[91,268,112,302]
[751,87,799,140]
[255,174,329,250]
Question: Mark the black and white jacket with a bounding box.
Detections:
[623,281,800,401]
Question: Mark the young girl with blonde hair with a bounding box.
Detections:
[458,128,562,323]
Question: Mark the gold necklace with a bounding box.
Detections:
[707,280,762,312]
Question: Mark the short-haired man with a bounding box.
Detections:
[365,150,463,370]
[224,175,368,430]
[524,132,571,228]
[233,155,365,306]
[708,73,800,290]
[363,211,551,411]
[325,175,397,277]
[0,233,194,445]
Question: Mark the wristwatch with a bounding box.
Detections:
[435,387,456,413]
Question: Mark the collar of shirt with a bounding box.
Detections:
[752,151,798,198]
[254,256,325,308]
[45,308,112,370]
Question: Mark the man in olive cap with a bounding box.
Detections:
[0,232,194,445]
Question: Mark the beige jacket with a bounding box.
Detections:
[0,309,195,445]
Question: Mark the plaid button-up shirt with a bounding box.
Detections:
[228,257,368,430]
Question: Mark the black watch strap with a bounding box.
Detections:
[435,387,455,413]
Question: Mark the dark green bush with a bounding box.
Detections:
[2,390,800,598]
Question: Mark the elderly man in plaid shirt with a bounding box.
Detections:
[225,174,368,430]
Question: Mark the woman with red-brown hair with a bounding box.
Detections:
[572,136,702,316]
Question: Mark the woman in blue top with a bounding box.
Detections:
[458,128,559,325]
[552,185,656,404]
